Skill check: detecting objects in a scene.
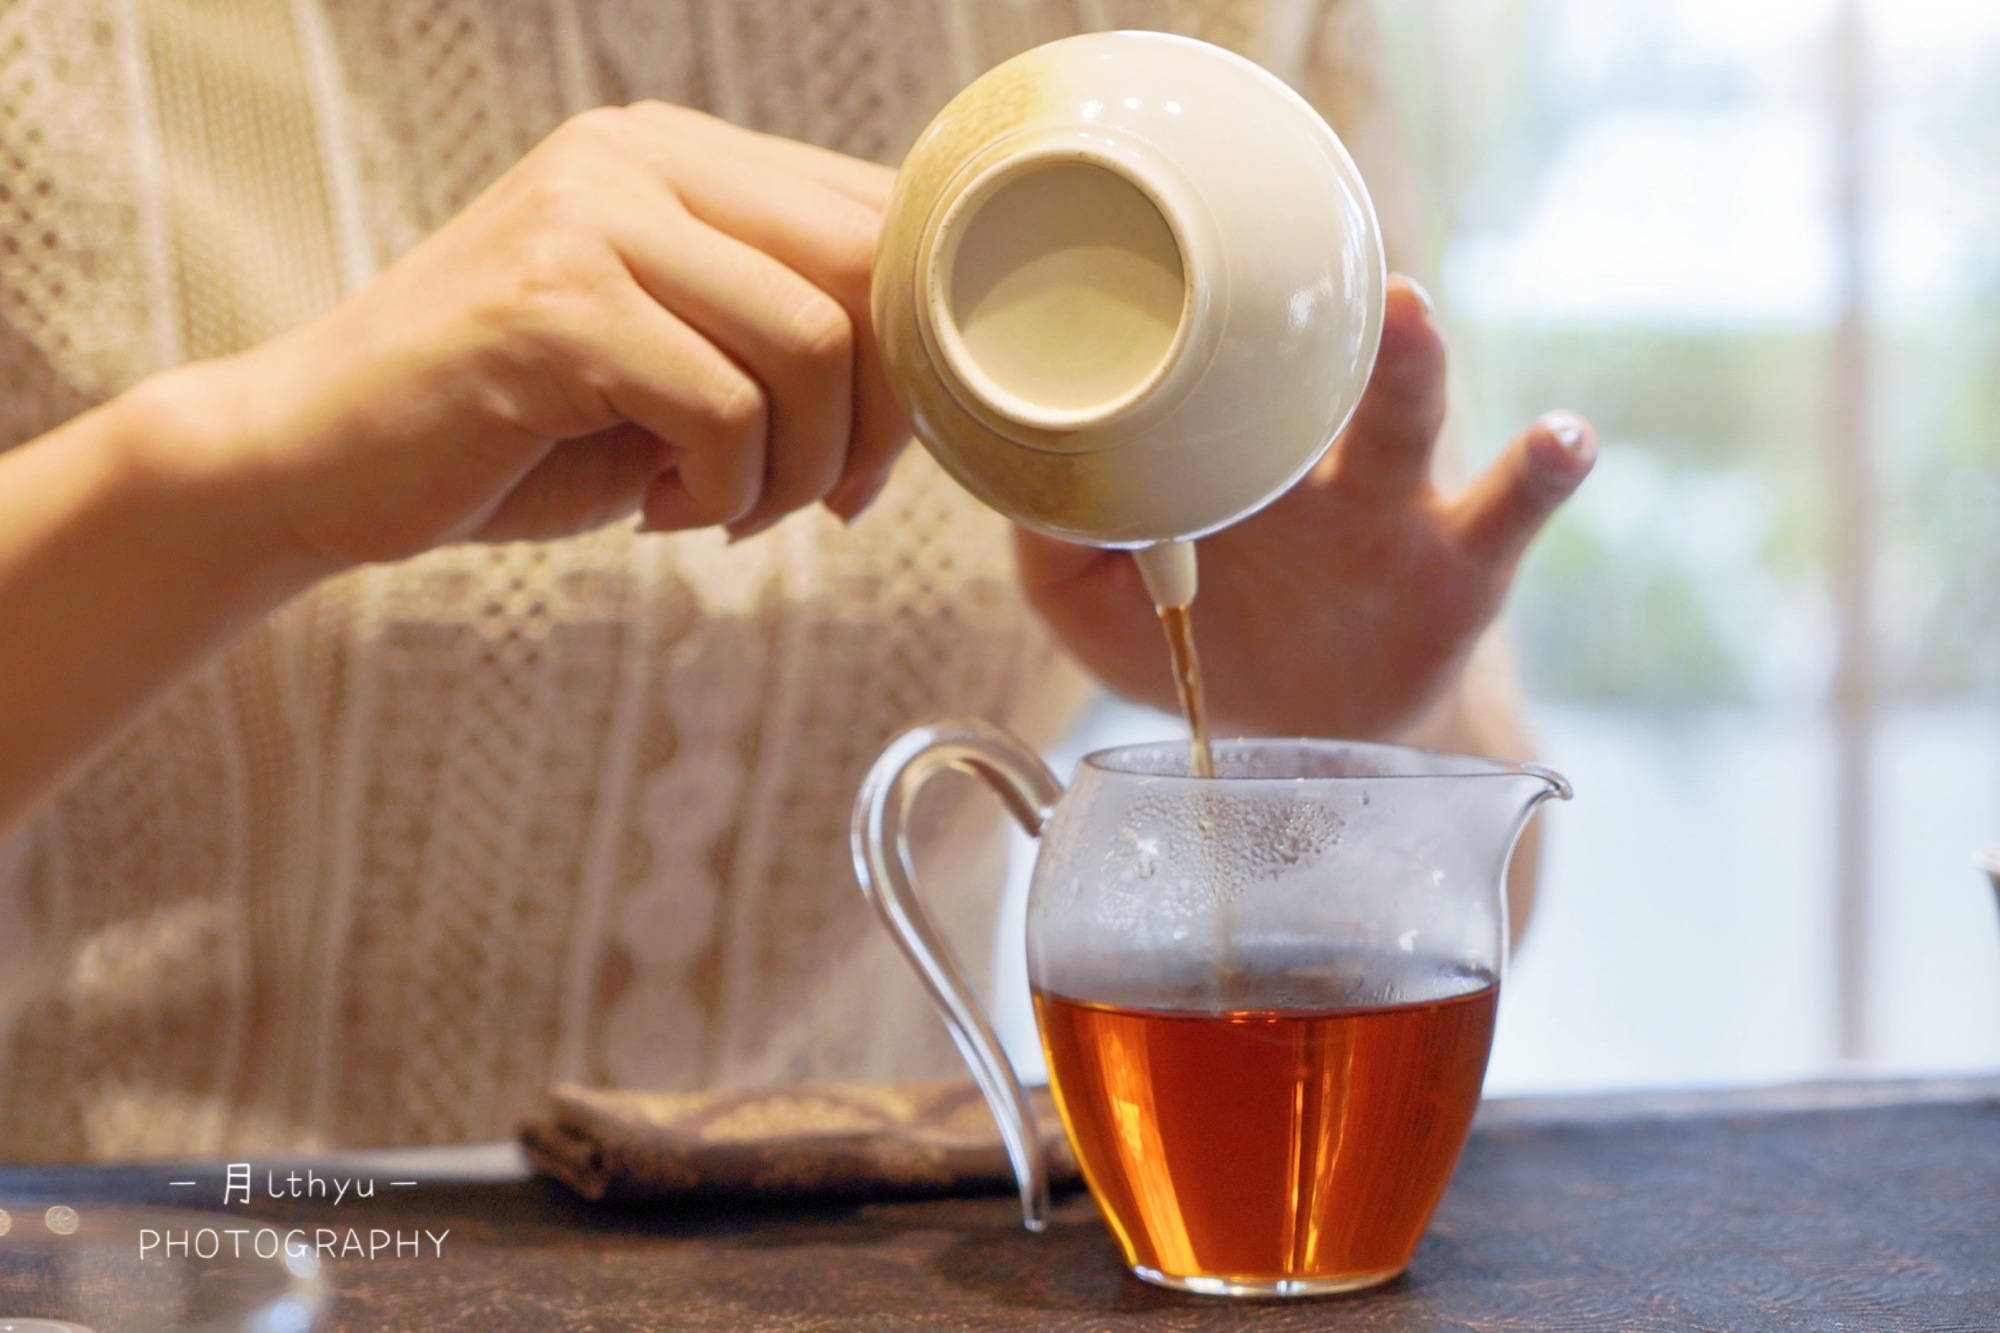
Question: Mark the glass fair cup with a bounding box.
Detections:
[852,718,1569,1298]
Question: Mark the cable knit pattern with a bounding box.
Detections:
[0,0,1394,1160]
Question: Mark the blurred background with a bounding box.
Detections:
[998,0,2000,1096]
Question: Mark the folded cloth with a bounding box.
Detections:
[521,1078,1082,1202]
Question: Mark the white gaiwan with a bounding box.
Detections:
[872,30,1386,603]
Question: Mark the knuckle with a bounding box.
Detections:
[783,294,854,370]
[505,318,592,398]
[629,98,684,124]
[624,101,709,171]
[512,169,599,240]
[832,213,881,285]
[555,104,629,147]
[501,229,600,313]
[708,375,768,444]
[638,99,719,137]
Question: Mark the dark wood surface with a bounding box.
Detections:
[2,1079,1996,1331]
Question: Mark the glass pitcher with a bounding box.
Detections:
[851,718,1570,1298]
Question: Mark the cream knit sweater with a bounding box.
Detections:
[0,0,1411,1160]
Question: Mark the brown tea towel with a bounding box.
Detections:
[521,1078,1082,1203]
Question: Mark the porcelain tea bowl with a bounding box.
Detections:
[872,30,1387,551]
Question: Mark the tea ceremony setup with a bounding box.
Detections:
[1,4,1996,1331]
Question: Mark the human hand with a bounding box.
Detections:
[176,103,905,572]
[1015,275,1596,740]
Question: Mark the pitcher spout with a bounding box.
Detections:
[1519,762,1574,807]
[1490,762,1573,864]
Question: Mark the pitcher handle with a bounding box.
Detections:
[850,716,1066,1232]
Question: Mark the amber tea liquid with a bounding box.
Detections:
[1156,601,1214,778]
[1035,949,1497,1292]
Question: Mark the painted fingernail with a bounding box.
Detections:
[1401,275,1436,318]
[1534,411,1597,476]
[1538,410,1586,450]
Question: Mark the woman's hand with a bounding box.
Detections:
[1015,275,1596,741]
[188,102,905,571]
[0,104,907,830]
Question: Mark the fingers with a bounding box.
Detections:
[569,288,767,530]
[624,127,909,524]
[821,330,905,523]
[1448,410,1597,568]
[631,102,896,210]
[540,104,908,534]
[1324,267,1593,568]
[1328,274,1447,497]
[473,423,665,542]
[637,370,764,531]
[619,210,854,536]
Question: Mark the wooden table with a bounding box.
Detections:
[2,1078,1996,1331]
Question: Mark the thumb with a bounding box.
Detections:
[1449,411,1597,568]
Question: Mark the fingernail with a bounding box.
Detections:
[725,512,782,545]
[826,472,890,525]
[1534,411,1597,476]
[1538,410,1586,451]
[1401,275,1436,318]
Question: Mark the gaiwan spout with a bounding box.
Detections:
[1133,540,1198,609]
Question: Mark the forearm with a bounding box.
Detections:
[0,360,334,832]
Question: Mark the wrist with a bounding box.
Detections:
[1392,634,1529,759]
[106,356,351,598]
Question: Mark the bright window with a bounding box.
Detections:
[1385,0,2000,1091]
[995,0,2000,1095]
